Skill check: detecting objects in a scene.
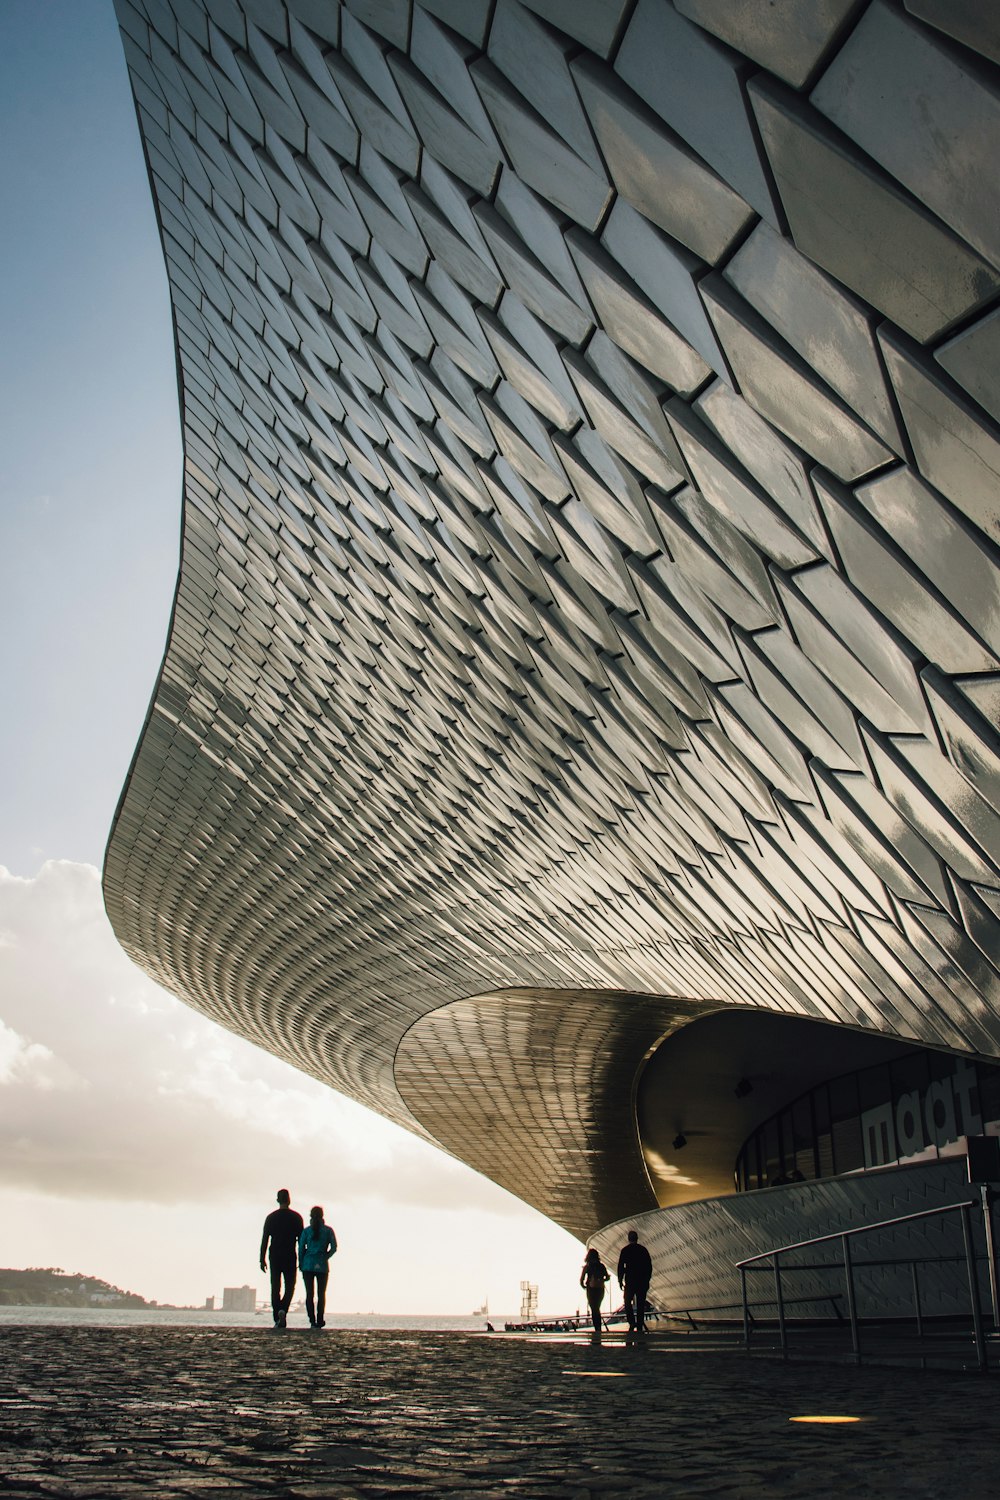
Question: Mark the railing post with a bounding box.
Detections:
[910,1260,923,1340]
[773,1256,787,1357]
[960,1204,987,1371]
[842,1234,860,1362]
[734,1200,987,1371]
[979,1184,1000,1328]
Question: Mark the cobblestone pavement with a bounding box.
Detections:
[1,1327,999,1498]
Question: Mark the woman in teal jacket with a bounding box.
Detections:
[298,1205,337,1329]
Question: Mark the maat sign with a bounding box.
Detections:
[862,1059,986,1170]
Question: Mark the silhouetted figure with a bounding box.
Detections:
[617,1230,652,1333]
[298,1204,337,1329]
[260,1188,304,1329]
[580,1247,610,1335]
[485,1321,495,1332]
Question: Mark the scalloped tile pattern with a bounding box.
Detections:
[106,0,1000,1238]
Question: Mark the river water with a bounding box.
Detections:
[0,1307,500,1331]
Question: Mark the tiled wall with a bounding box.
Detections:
[105,0,1000,1235]
[590,1156,982,1321]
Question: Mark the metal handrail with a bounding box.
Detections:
[736,1198,989,1370]
[660,1291,844,1328]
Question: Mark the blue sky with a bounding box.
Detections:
[1,0,180,876]
[0,1,582,1312]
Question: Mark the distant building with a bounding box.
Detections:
[203,1296,215,1311]
[222,1286,256,1313]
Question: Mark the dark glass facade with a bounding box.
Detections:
[735,1049,1000,1191]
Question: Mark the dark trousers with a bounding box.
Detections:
[624,1282,649,1329]
[585,1287,604,1333]
[303,1270,329,1327]
[270,1258,296,1319]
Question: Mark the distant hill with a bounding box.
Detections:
[0,1267,153,1308]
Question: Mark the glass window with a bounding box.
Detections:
[763,1118,781,1187]
[890,1051,929,1100]
[778,1108,794,1181]
[828,1075,861,1174]
[858,1062,891,1114]
[792,1095,814,1180]
[891,1051,930,1160]
[831,1111,863,1175]
[733,1050,1000,1191]
[927,1050,955,1084]
[813,1085,834,1179]
[978,1061,1000,1132]
[751,1134,764,1192]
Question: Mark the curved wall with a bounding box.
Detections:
[395,988,707,1237]
[589,1158,986,1323]
[106,0,1000,1240]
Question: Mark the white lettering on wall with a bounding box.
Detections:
[861,1103,894,1169]
[895,1090,923,1156]
[854,1060,983,1173]
[924,1077,957,1147]
[952,1059,982,1135]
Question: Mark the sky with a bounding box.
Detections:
[0,0,581,1314]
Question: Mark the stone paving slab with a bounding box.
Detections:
[1,1327,998,1497]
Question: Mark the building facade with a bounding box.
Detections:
[222,1285,258,1312]
[105,0,1000,1313]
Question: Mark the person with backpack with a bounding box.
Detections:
[579,1247,610,1335]
[298,1204,338,1330]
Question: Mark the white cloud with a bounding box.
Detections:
[0,860,500,1207]
[0,861,582,1309]
[0,1018,81,1091]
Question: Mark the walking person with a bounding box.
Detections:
[579,1247,610,1335]
[298,1205,337,1330]
[259,1188,304,1330]
[617,1229,653,1333]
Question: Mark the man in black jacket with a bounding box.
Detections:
[259,1188,304,1329]
[617,1229,653,1332]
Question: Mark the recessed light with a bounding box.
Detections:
[789,1416,863,1424]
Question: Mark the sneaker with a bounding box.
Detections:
[277,1308,287,1328]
